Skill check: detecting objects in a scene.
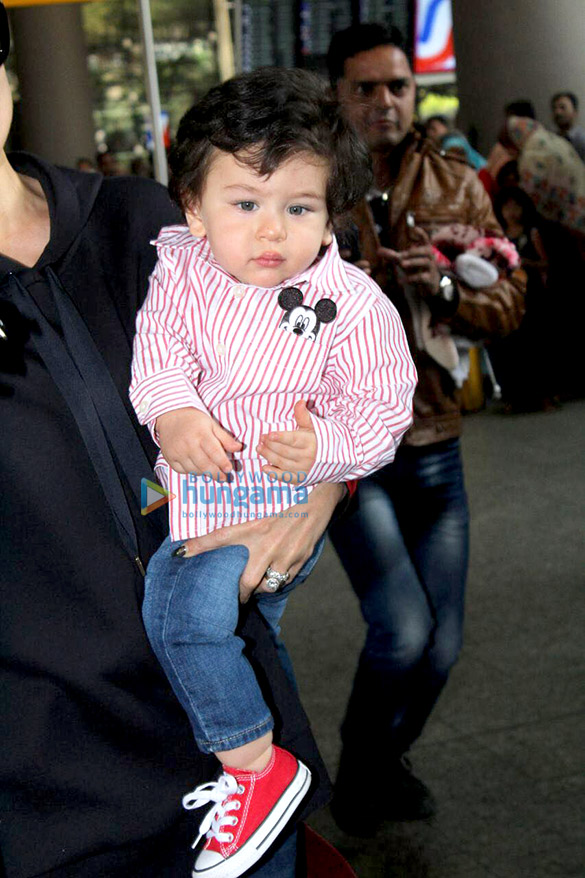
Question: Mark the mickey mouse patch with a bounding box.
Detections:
[278,287,337,342]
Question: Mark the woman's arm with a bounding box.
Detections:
[176,482,346,601]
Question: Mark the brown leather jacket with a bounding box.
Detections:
[352,131,526,446]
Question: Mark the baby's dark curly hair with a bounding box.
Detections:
[168,67,372,221]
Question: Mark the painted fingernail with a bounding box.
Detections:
[172,545,187,558]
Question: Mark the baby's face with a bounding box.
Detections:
[185,148,332,288]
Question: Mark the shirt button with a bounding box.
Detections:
[217,343,226,356]
[233,285,246,299]
[138,399,149,414]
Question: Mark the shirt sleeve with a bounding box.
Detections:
[129,251,210,444]
[305,295,417,484]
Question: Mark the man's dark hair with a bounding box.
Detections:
[551,91,578,111]
[425,115,450,129]
[169,67,372,221]
[505,100,536,119]
[326,22,407,89]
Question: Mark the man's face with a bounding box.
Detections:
[552,96,577,132]
[335,45,416,152]
[426,118,449,145]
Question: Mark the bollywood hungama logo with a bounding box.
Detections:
[141,478,176,515]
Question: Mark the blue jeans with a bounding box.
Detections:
[248,827,298,877]
[329,439,469,757]
[143,537,324,754]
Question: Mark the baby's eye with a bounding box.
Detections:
[236,201,257,212]
[288,205,309,216]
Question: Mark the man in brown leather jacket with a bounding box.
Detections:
[326,23,526,835]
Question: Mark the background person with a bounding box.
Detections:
[424,113,450,147]
[501,113,585,399]
[425,114,487,171]
[325,22,526,835]
[488,185,553,412]
[551,91,585,162]
[96,147,125,176]
[482,101,536,196]
[502,114,585,238]
[75,155,96,172]
[130,154,153,177]
[0,7,345,873]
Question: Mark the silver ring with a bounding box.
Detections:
[264,566,290,592]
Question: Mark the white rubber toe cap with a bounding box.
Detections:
[193,848,225,874]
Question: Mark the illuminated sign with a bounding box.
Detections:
[415,0,456,75]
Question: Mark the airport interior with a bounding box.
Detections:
[2,1,584,876]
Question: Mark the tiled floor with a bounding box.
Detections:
[283,401,585,876]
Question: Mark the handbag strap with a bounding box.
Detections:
[5,270,159,574]
[45,267,155,508]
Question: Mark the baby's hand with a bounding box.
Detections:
[257,401,317,484]
[156,407,242,480]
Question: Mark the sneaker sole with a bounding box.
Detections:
[192,760,312,878]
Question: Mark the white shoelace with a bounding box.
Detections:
[183,773,244,849]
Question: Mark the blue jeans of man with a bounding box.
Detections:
[329,439,469,757]
[143,537,324,754]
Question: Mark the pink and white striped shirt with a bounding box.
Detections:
[130,227,416,539]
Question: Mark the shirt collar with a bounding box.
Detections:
[202,232,347,297]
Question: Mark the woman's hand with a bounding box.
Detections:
[175,482,346,602]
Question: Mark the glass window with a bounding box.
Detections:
[82,0,220,170]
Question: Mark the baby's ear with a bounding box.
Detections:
[322,223,333,247]
[185,205,206,237]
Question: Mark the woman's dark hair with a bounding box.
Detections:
[495,159,520,189]
[505,100,536,120]
[326,23,407,89]
[168,67,372,220]
[493,185,537,230]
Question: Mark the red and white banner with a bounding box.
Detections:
[414,0,456,75]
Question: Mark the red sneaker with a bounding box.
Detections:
[182,746,311,878]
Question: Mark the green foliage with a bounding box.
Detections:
[82,0,220,164]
